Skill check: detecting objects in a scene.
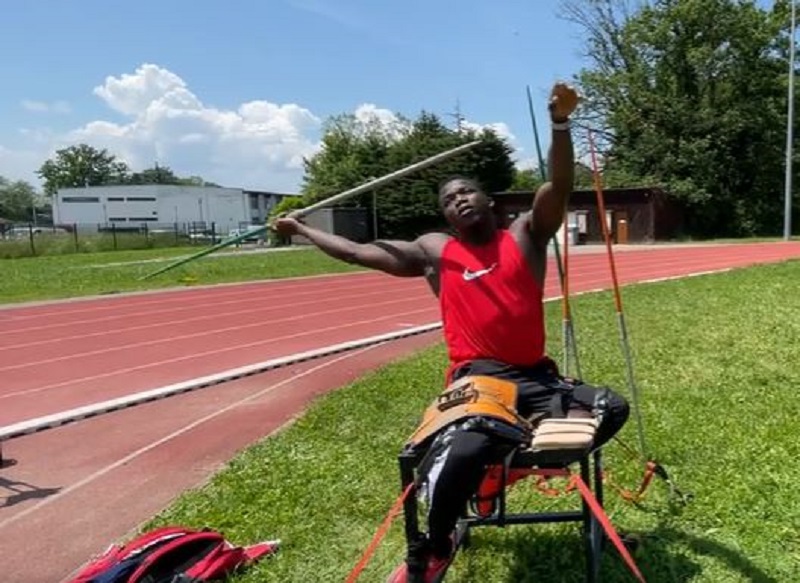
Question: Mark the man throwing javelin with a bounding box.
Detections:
[273,82,629,583]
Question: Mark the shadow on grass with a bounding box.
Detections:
[454,522,776,583]
[641,525,778,583]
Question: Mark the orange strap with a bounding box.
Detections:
[344,483,413,583]
[535,474,578,497]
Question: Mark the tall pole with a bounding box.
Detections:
[372,189,379,240]
[785,0,796,240]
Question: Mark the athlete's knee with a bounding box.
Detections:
[604,389,630,426]
[590,388,629,447]
[598,388,631,425]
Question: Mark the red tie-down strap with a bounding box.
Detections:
[470,465,647,581]
[344,483,414,583]
[571,475,647,583]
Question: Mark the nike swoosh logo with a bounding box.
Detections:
[462,263,497,281]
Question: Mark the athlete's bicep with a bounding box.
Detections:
[352,239,427,277]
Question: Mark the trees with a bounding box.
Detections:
[127,164,181,185]
[511,168,545,191]
[37,145,217,195]
[0,177,40,222]
[566,0,794,236]
[510,162,594,191]
[300,110,516,239]
[38,144,129,196]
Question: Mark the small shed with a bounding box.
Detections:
[290,207,371,245]
[490,187,684,243]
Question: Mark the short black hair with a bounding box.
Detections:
[437,175,484,197]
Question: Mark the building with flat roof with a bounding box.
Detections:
[53,184,300,234]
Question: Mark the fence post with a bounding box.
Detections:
[73,224,79,252]
[174,222,179,245]
[28,223,35,256]
[112,222,118,250]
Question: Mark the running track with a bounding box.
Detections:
[1,241,799,583]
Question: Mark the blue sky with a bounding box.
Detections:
[0,1,626,191]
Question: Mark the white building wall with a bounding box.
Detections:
[54,185,249,233]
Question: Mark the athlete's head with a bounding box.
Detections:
[438,176,495,233]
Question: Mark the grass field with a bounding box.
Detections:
[135,259,800,582]
[0,246,363,304]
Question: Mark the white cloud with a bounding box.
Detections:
[515,156,538,171]
[352,103,410,140]
[462,120,516,144]
[350,105,521,155]
[66,63,323,191]
[21,100,71,114]
[1,63,523,191]
[353,103,399,126]
[93,65,190,116]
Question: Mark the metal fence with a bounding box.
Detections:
[0,221,264,258]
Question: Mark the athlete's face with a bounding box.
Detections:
[439,179,494,232]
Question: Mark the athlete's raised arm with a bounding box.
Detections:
[527,82,579,248]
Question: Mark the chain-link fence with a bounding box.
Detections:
[0,221,266,259]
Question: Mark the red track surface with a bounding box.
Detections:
[1,241,799,583]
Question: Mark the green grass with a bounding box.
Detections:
[0,246,363,304]
[139,259,800,582]
[0,231,199,259]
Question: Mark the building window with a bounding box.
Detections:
[63,196,100,203]
[109,217,127,222]
[129,217,158,222]
[107,197,124,202]
[126,196,157,202]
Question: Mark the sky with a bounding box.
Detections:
[0,1,601,193]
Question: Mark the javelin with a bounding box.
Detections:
[139,140,481,280]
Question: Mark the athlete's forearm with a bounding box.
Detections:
[547,121,574,205]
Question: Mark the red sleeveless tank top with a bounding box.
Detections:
[439,229,546,371]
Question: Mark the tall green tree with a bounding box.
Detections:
[0,177,39,222]
[300,110,516,239]
[38,144,130,195]
[511,168,545,191]
[510,162,594,191]
[175,175,220,187]
[565,0,794,236]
